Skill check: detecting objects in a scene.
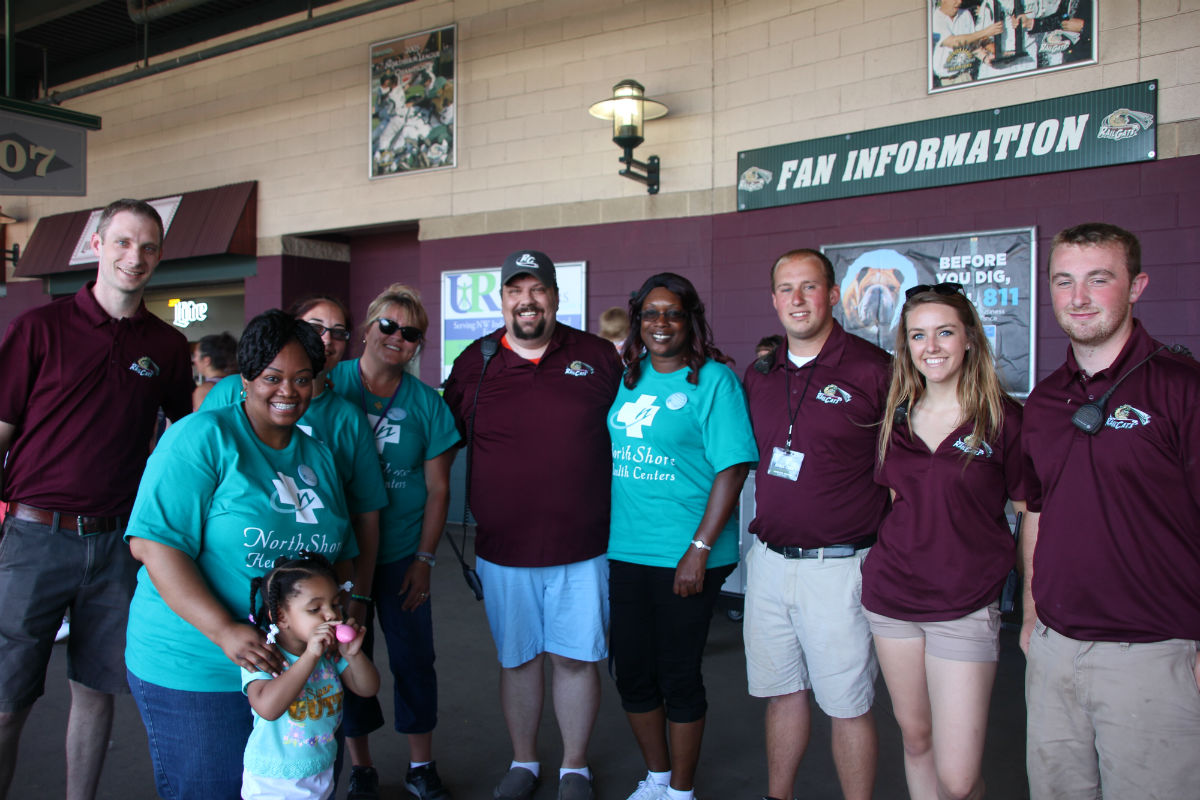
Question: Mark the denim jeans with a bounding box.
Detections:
[341,554,438,737]
[127,670,252,800]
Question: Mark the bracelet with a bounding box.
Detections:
[415,551,437,566]
[350,593,374,605]
[690,539,712,551]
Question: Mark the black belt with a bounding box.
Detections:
[765,536,875,560]
[6,502,125,536]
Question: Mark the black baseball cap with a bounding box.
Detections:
[501,250,557,289]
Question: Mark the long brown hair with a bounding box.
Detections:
[878,290,1009,464]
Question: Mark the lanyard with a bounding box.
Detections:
[783,356,817,450]
[357,361,403,435]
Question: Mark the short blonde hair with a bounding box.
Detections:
[599,306,629,341]
[362,283,428,336]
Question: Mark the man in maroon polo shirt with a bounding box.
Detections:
[742,249,891,800]
[443,250,621,800]
[0,199,192,799]
[1020,222,1200,799]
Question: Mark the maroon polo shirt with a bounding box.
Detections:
[863,400,1024,621]
[1023,320,1200,642]
[0,283,192,516]
[743,321,892,548]
[443,323,622,568]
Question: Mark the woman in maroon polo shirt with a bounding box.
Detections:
[862,283,1024,800]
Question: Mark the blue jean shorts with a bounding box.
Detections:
[127,670,252,800]
[476,555,609,669]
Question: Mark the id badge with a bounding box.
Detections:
[767,447,804,481]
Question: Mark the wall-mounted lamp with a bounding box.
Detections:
[588,79,668,194]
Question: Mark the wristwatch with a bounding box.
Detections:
[690,539,712,551]
[415,551,437,566]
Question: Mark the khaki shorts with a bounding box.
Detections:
[743,538,877,718]
[864,604,1001,662]
[1025,620,1200,800]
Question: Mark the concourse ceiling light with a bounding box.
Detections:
[588,79,668,194]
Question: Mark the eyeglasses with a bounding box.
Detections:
[373,317,423,342]
[641,308,688,322]
[905,282,965,301]
[307,322,351,342]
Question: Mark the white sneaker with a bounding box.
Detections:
[55,617,70,643]
[625,780,667,800]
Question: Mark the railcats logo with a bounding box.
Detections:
[1098,108,1154,141]
[564,360,594,377]
[738,166,772,192]
[815,384,852,404]
[367,412,403,453]
[128,356,160,377]
[514,252,540,269]
[1105,404,1151,430]
[953,435,993,457]
[270,469,326,524]
[611,394,660,439]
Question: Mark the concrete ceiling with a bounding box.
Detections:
[2,0,342,101]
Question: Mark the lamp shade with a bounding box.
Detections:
[588,79,668,150]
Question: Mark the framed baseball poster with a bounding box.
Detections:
[929,1,1096,93]
[369,25,456,177]
[440,262,588,383]
[824,228,1037,396]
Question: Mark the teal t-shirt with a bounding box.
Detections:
[241,650,347,780]
[125,404,354,692]
[607,359,758,568]
[201,374,387,515]
[328,359,461,564]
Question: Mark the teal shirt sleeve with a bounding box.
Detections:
[698,362,759,474]
[198,373,242,410]
[125,412,220,557]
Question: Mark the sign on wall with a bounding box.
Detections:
[824,228,1036,396]
[369,25,456,178]
[738,81,1156,211]
[0,111,87,196]
[440,262,587,382]
[930,0,1096,93]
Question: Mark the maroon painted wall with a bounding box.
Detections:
[0,280,51,336]
[346,155,1198,389]
[246,254,351,323]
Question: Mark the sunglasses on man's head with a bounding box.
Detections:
[905,281,965,301]
[307,323,351,342]
[374,317,423,342]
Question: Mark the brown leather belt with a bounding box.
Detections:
[6,502,125,536]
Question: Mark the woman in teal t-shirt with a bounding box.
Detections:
[607,273,757,800]
[328,283,460,799]
[125,310,355,800]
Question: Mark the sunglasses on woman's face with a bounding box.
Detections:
[374,317,423,342]
[641,308,688,322]
[307,322,351,342]
[905,281,965,301]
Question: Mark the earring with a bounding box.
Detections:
[240,386,247,400]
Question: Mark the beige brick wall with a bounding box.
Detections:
[7,0,1196,254]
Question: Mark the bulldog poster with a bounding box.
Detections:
[823,228,1036,396]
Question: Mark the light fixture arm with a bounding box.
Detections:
[618,147,660,194]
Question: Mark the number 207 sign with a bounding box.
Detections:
[0,110,87,196]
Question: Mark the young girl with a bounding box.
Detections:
[862,283,1024,800]
[243,552,380,800]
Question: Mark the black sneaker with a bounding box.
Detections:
[406,761,451,800]
[347,765,380,800]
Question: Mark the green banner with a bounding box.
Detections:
[737,81,1157,211]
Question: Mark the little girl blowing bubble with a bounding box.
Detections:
[243,552,380,800]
